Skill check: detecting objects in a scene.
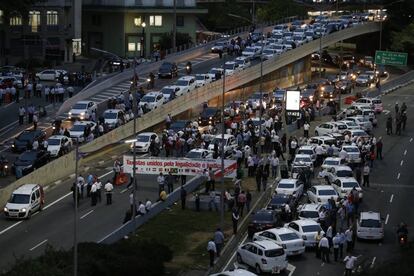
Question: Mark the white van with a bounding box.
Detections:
[357,211,384,240]
[4,184,45,219]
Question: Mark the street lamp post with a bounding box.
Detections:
[220,54,226,230]
[258,35,264,156]
[173,0,177,52]
[141,22,146,58]
[73,138,79,276]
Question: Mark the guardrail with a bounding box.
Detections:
[99,175,206,244]
[0,23,381,208]
[57,16,300,116]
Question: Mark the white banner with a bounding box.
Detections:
[123,156,237,178]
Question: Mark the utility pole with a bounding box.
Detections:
[173,0,177,52]
[319,6,322,78]
[220,55,226,230]
[73,138,79,276]
[132,94,138,232]
[252,0,255,26]
[258,36,264,156]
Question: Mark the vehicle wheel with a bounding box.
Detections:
[255,264,262,274]
[39,203,43,211]
[236,253,243,264]
[26,211,31,219]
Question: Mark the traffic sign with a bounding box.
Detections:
[375,50,408,66]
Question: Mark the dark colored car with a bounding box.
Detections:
[14,150,50,178]
[247,209,280,238]
[198,107,221,126]
[169,120,192,133]
[158,62,178,79]
[12,130,46,153]
[321,85,337,100]
[267,194,298,213]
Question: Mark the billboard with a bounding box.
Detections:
[286,90,300,111]
[123,156,237,178]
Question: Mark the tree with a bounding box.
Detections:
[256,0,306,23]
[390,23,414,64]
[158,32,193,51]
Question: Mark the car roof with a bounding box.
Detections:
[75,100,93,104]
[360,211,380,220]
[265,227,295,235]
[73,121,95,125]
[225,61,236,64]
[293,219,319,226]
[324,157,341,162]
[214,134,234,139]
[189,148,208,153]
[104,109,122,113]
[295,154,312,158]
[178,76,195,80]
[331,165,352,171]
[252,240,283,250]
[279,178,298,184]
[298,145,315,150]
[336,177,358,183]
[48,135,67,140]
[13,184,39,195]
[145,91,162,96]
[299,204,322,211]
[313,185,336,190]
[137,132,157,136]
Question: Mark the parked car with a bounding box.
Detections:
[103,109,126,129]
[332,177,363,199]
[169,120,192,134]
[68,101,97,120]
[69,121,97,143]
[185,149,214,159]
[3,184,45,219]
[208,134,237,156]
[14,150,50,178]
[12,129,46,153]
[307,185,339,204]
[198,107,221,126]
[267,194,299,213]
[36,69,67,81]
[275,179,304,197]
[138,92,165,111]
[211,41,229,53]
[284,219,324,247]
[357,211,384,240]
[253,227,306,256]
[46,135,72,157]
[194,74,212,87]
[296,204,323,222]
[247,209,280,238]
[176,76,197,93]
[130,132,158,153]
[158,62,178,78]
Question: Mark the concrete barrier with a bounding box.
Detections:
[0,23,381,207]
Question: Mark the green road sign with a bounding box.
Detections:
[375,50,408,66]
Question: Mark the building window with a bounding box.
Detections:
[47,10,58,25]
[29,11,41,32]
[149,15,162,26]
[10,14,22,26]
[176,16,184,27]
[134,17,142,26]
[0,10,3,24]
[92,14,101,26]
[128,42,141,52]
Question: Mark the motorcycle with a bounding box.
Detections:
[186,62,192,74]
[398,233,408,247]
[0,159,9,177]
[147,73,155,89]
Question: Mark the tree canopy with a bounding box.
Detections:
[256,0,307,23]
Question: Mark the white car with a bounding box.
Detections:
[207,68,224,81]
[130,132,158,153]
[338,120,360,130]
[275,179,304,197]
[284,219,324,247]
[307,185,339,204]
[269,44,286,54]
[314,122,336,136]
[208,134,237,156]
[355,74,371,86]
[253,228,306,256]
[292,154,313,169]
[297,204,323,222]
[3,184,44,219]
[321,157,342,170]
[176,76,197,92]
[185,148,214,159]
[46,135,72,157]
[210,269,257,276]
[341,145,362,163]
[235,56,251,70]
[320,165,353,184]
[69,121,97,143]
[261,48,279,60]
[236,240,288,274]
[161,85,187,101]
[297,145,316,162]
[224,61,241,75]
[242,46,260,59]
[68,101,97,120]
[36,69,66,81]
[357,211,384,240]
[194,74,212,87]
[138,92,165,111]
[344,117,373,132]
[103,109,126,129]
[332,177,363,199]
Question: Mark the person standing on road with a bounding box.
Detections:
[362,163,370,187]
[96,178,102,203]
[246,190,252,212]
[232,207,240,235]
[319,234,330,263]
[376,137,383,160]
[314,230,322,259]
[113,159,121,184]
[345,227,353,252]
[90,181,98,206]
[180,185,187,210]
[166,171,174,194]
[207,239,217,267]
[386,116,393,135]
[214,228,225,257]
[18,106,25,125]
[344,253,358,276]
[104,181,114,205]
[237,191,247,217]
[303,122,310,138]
[333,233,341,262]
[338,230,345,259]
[157,172,165,195]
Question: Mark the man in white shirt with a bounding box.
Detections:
[104,181,114,205]
[145,199,152,212]
[318,235,330,263]
[137,201,146,215]
[207,239,217,267]
[96,178,102,203]
[344,253,357,276]
[345,227,353,252]
[303,122,310,138]
[90,181,98,206]
[157,172,165,195]
[270,155,279,178]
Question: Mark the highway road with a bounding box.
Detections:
[220,83,414,276]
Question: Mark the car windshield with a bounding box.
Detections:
[271,196,289,205]
[196,75,205,81]
[104,112,118,119]
[372,100,382,104]
[353,131,366,136]
[162,88,174,95]
[318,189,337,196]
[300,210,319,218]
[160,63,172,70]
[211,138,226,146]
[324,160,339,166]
[142,96,155,102]
[225,63,235,70]
[176,80,190,86]
[71,124,86,132]
[47,138,61,146]
[305,32,314,36]
[273,45,283,49]
[298,149,313,155]
[73,103,88,110]
[265,249,284,257]
[263,49,275,55]
[295,157,311,163]
[209,69,221,75]
[19,151,37,162]
[186,151,202,158]
[18,132,35,141]
[279,233,299,241]
[359,75,369,79]
[252,212,273,221]
[360,219,381,228]
[278,183,294,189]
[302,225,322,232]
[343,182,358,188]
[9,194,30,204]
[250,93,262,99]
[235,60,245,66]
[337,170,353,177]
[244,47,255,52]
[137,135,151,142]
[293,35,302,40]
[274,34,283,39]
[201,109,217,117]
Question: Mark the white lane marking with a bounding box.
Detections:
[370,256,376,268]
[397,173,401,179]
[0,120,18,133]
[222,233,248,271]
[385,214,389,225]
[410,138,413,143]
[0,221,23,235]
[404,150,407,156]
[80,210,94,220]
[390,194,394,203]
[400,160,404,166]
[120,188,129,194]
[288,264,296,276]
[29,239,48,251]
[43,192,72,210]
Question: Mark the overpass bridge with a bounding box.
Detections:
[1,22,380,205]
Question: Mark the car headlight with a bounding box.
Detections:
[68,112,72,115]
[80,112,85,116]
[209,116,213,120]
[21,208,27,213]
[4,207,8,212]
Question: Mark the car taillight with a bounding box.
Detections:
[302,235,307,240]
[261,258,267,264]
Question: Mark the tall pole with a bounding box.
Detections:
[338,40,343,111]
[173,0,177,52]
[379,6,383,51]
[220,55,226,230]
[73,138,79,276]
[319,6,322,78]
[132,96,137,232]
[142,27,145,58]
[258,36,264,156]
[252,0,255,26]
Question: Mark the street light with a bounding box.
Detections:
[220,54,227,230]
[141,22,146,58]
